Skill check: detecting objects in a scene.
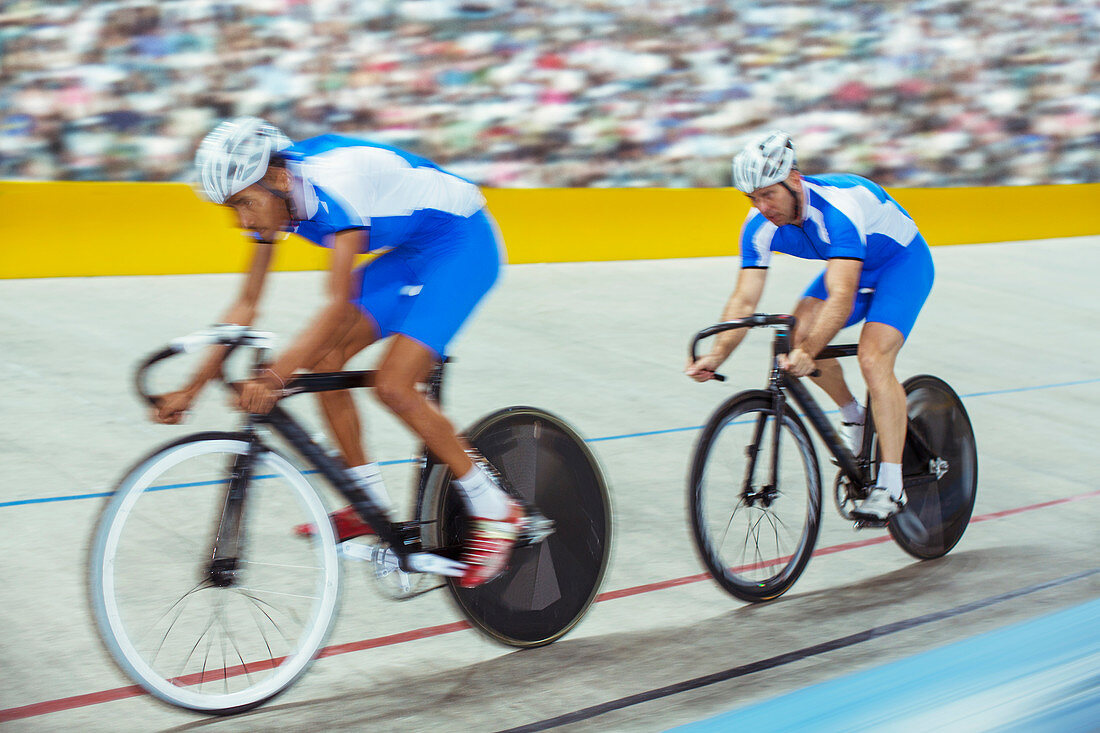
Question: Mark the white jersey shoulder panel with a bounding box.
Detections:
[297,146,484,223]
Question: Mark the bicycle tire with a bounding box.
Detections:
[428,407,612,648]
[689,391,822,603]
[89,432,340,714]
[886,375,978,559]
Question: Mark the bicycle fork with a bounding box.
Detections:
[256,407,489,579]
[206,428,262,587]
[740,386,784,508]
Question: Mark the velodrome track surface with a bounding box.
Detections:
[2,236,1098,731]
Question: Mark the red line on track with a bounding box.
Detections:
[4,488,1097,723]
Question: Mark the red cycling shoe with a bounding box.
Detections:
[459,499,525,588]
[294,505,375,542]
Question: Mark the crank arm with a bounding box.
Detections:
[338,541,467,577]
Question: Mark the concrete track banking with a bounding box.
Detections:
[1,236,1097,731]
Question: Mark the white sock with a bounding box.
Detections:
[840,400,865,425]
[348,462,393,513]
[876,462,903,500]
[455,464,510,519]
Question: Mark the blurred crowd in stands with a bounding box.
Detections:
[2,0,1097,188]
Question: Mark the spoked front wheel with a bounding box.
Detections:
[887,375,978,559]
[89,433,340,714]
[689,391,822,602]
[430,407,612,648]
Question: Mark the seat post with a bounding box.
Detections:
[426,358,448,405]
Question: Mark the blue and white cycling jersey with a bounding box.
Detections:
[280,134,485,251]
[739,174,920,276]
[737,173,934,339]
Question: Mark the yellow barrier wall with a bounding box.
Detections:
[1,182,1097,278]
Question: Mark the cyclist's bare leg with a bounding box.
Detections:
[374,335,474,478]
[792,296,857,407]
[311,315,378,467]
[858,322,905,464]
[375,335,521,586]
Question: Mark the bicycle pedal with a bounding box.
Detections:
[852,518,889,530]
[404,552,466,577]
[338,540,375,561]
[517,512,555,546]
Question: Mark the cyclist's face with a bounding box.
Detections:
[225,182,289,243]
[747,174,801,226]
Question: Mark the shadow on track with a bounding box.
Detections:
[162,546,1068,732]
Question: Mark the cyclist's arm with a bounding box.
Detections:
[264,229,365,383]
[186,241,276,392]
[151,241,275,423]
[709,267,768,362]
[794,258,861,358]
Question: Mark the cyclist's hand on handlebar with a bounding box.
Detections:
[685,354,723,382]
[151,388,196,425]
[236,375,281,415]
[778,348,816,378]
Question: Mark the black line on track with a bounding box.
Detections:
[497,567,1100,732]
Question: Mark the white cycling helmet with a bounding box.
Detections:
[731,130,797,193]
[195,116,292,203]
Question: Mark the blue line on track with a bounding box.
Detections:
[958,377,1100,398]
[4,377,1096,509]
[0,460,413,508]
[587,425,704,442]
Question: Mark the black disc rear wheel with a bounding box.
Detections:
[432,407,612,647]
[887,375,978,559]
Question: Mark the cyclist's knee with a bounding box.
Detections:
[857,348,895,385]
[314,348,347,372]
[374,371,419,414]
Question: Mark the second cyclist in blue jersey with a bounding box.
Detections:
[153,117,521,587]
[685,130,935,520]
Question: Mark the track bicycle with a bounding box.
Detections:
[89,324,612,714]
[688,314,977,603]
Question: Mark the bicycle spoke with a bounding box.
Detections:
[691,400,820,602]
[198,627,216,691]
[245,598,278,673]
[145,581,207,667]
[216,594,254,688]
[92,436,340,711]
[749,511,768,572]
[234,590,298,650]
[715,494,745,552]
[181,609,219,685]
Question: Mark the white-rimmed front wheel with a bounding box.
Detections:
[89,433,340,714]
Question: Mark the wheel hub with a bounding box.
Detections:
[207,557,238,587]
[744,485,778,508]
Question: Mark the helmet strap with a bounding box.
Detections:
[780,180,802,224]
[256,178,298,221]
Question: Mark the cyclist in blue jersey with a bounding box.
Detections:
[685,131,935,520]
[151,116,521,587]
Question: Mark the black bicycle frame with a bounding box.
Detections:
[204,366,447,581]
[207,427,262,586]
[691,315,940,493]
[248,362,448,555]
[136,337,453,584]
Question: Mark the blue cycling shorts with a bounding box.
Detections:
[352,209,503,358]
[802,234,934,340]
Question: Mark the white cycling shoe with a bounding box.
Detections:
[854,487,906,520]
